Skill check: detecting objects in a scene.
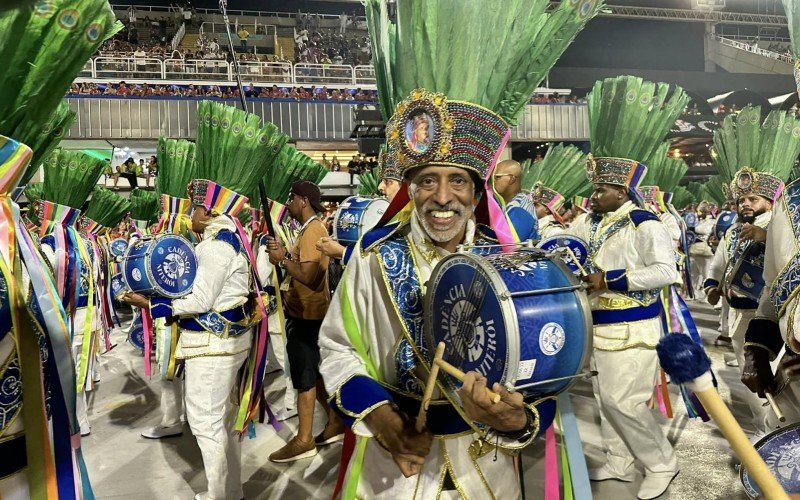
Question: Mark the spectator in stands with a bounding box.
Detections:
[146,155,158,187]
[238,26,250,52]
[332,156,342,172]
[117,158,138,189]
[339,12,348,34]
[321,154,331,169]
[180,4,192,27]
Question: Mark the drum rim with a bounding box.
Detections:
[332,195,390,244]
[423,248,593,397]
[109,237,128,257]
[121,234,197,298]
[535,235,589,274]
[739,421,800,498]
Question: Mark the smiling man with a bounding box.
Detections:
[315,0,600,496]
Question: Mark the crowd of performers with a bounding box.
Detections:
[7,0,800,500]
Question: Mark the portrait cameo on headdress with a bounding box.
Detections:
[737,171,753,191]
[405,109,435,155]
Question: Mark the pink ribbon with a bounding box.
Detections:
[544,425,560,500]
[484,129,516,251]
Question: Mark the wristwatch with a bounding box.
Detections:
[495,406,537,442]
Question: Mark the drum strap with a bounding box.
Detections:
[771,252,800,316]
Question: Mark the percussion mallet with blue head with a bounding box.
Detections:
[656,334,789,500]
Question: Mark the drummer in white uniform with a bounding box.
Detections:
[532,182,567,239]
[689,200,716,299]
[316,0,599,496]
[123,101,278,500]
[705,168,781,437]
[569,76,686,500]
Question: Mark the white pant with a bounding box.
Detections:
[159,377,185,427]
[729,307,770,435]
[720,300,730,336]
[185,351,248,500]
[691,255,712,298]
[591,348,679,477]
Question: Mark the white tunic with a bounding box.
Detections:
[318,214,533,499]
[569,201,680,350]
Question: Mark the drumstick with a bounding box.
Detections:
[657,335,789,500]
[562,246,588,276]
[765,392,786,423]
[416,342,446,433]
[434,358,502,404]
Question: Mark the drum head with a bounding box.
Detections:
[109,238,128,258]
[425,249,592,396]
[741,423,800,498]
[536,235,589,275]
[110,273,126,298]
[715,212,737,240]
[684,212,698,228]
[128,314,145,352]
[333,196,389,243]
[425,252,512,393]
[149,235,197,298]
[685,230,697,246]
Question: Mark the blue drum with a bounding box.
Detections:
[425,248,592,397]
[108,238,128,258]
[683,212,698,228]
[122,234,197,298]
[536,235,589,275]
[685,230,697,247]
[110,273,126,299]
[128,313,145,352]
[726,241,766,301]
[715,211,737,240]
[333,196,389,246]
[741,423,800,498]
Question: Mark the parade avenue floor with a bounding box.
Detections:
[85,301,755,499]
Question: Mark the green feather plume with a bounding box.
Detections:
[704,176,727,205]
[520,143,590,199]
[365,0,601,125]
[587,76,689,162]
[195,101,288,199]
[686,181,708,205]
[129,188,160,224]
[671,185,695,209]
[42,148,105,208]
[263,145,329,204]
[0,1,121,182]
[155,137,196,199]
[712,106,800,183]
[358,170,380,196]
[84,187,130,227]
[19,101,76,187]
[641,142,688,192]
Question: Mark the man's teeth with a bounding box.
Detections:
[431,210,455,218]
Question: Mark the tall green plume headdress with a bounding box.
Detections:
[712,106,800,203]
[41,149,104,208]
[129,188,160,225]
[156,137,196,221]
[782,0,800,96]
[367,0,600,243]
[521,143,591,217]
[0,1,121,184]
[358,170,380,197]
[191,101,287,217]
[586,76,689,207]
[81,186,130,233]
[671,185,695,209]
[640,142,688,209]
[263,145,328,203]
